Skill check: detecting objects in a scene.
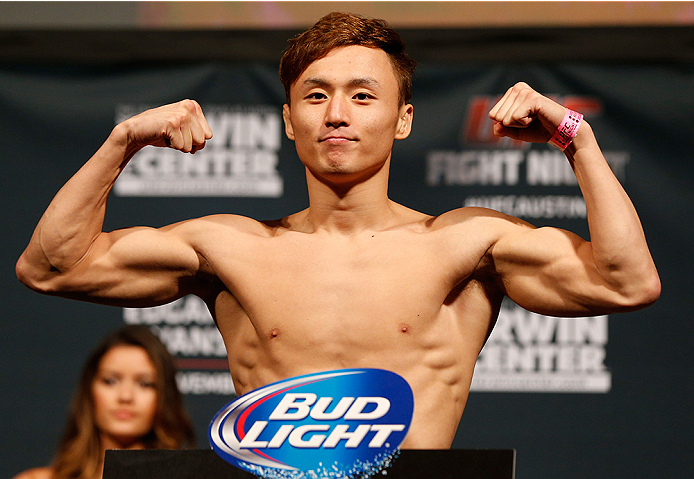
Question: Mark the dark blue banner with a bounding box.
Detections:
[2,61,691,479]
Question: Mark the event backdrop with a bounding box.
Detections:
[2,59,692,479]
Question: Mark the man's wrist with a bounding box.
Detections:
[548,109,583,150]
[566,120,594,153]
[108,121,142,160]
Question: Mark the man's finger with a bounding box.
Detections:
[181,122,193,153]
[193,101,214,139]
[489,87,513,118]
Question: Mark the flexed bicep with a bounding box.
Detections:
[21,222,206,307]
[487,83,659,314]
[490,224,643,317]
[16,99,216,306]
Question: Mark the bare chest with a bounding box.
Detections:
[201,225,498,396]
[205,229,492,337]
[226,234,452,316]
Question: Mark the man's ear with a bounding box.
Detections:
[282,104,295,141]
[395,104,414,140]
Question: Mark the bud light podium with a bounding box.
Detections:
[103,449,516,479]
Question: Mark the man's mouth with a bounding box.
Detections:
[319,132,356,143]
[321,137,352,144]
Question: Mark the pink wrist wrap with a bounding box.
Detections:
[548,109,583,151]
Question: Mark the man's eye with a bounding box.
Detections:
[354,93,372,101]
[307,92,326,100]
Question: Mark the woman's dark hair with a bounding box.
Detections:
[51,325,195,479]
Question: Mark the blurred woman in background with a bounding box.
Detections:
[14,325,195,479]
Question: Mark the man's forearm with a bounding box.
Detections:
[566,121,660,304]
[17,124,135,284]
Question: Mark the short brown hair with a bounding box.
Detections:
[279,12,416,105]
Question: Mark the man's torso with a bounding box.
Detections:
[188,206,505,448]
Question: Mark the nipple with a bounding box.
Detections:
[399,323,410,334]
[269,328,280,339]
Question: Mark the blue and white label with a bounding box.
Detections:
[209,369,414,478]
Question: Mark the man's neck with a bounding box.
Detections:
[301,165,398,234]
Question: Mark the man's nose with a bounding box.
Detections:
[325,95,350,128]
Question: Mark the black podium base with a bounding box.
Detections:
[104,449,515,479]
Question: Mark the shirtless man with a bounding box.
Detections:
[16,13,659,449]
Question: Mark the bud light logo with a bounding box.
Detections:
[209,369,414,479]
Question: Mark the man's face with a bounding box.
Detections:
[283,45,413,183]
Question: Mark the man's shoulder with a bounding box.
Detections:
[430,206,526,229]
[426,207,536,258]
[181,213,274,236]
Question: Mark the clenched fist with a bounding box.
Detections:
[117,99,213,154]
[488,82,569,145]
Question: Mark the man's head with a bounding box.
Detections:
[279,12,416,106]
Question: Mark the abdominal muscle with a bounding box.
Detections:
[212,276,495,449]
